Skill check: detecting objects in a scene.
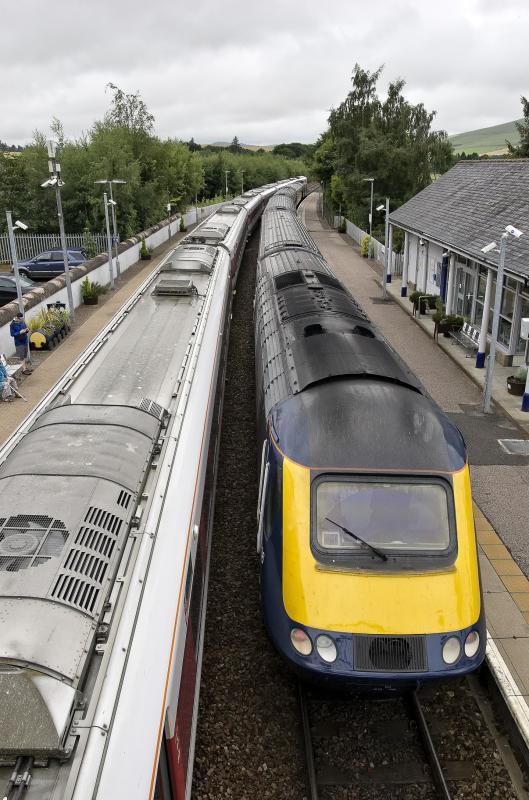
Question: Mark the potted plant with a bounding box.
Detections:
[337,218,346,233]
[140,238,152,260]
[361,234,370,257]
[81,277,106,306]
[179,216,187,233]
[507,366,527,396]
[409,290,428,315]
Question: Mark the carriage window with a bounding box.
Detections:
[314,478,452,555]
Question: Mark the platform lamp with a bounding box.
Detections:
[241,169,245,195]
[377,201,390,299]
[480,224,523,413]
[5,213,28,315]
[225,170,230,199]
[95,179,126,278]
[41,140,75,320]
[362,177,374,259]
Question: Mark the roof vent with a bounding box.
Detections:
[304,324,324,337]
[153,278,197,297]
[0,516,68,572]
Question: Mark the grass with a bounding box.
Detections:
[449,119,522,155]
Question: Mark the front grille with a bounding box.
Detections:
[354,634,428,672]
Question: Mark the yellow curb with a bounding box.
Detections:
[501,575,529,594]
[491,559,524,577]
[481,543,512,560]
[512,594,529,612]
[477,531,502,545]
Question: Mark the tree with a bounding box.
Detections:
[507,97,529,157]
[313,63,454,233]
[104,83,155,135]
[228,136,242,154]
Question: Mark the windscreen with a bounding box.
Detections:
[315,478,451,554]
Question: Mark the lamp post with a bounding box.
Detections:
[95,179,126,278]
[241,170,245,195]
[103,193,114,290]
[41,140,75,320]
[362,177,374,259]
[5,212,27,313]
[225,170,230,198]
[166,203,172,240]
[377,200,390,299]
[481,224,524,413]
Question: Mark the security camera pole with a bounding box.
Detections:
[95,179,126,278]
[44,140,75,321]
[481,223,524,413]
[5,211,25,314]
[103,193,114,290]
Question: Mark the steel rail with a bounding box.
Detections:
[298,682,319,800]
[410,691,452,800]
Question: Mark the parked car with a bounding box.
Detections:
[14,248,87,280]
[0,273,37,306]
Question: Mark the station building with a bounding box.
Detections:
[389,159,529,365]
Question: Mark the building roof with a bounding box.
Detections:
[389,159,529,278]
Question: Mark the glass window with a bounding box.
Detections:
[315,479,451,554]
[501,287,516,319]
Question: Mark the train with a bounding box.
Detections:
[0,177,306,800]
[254,185,486,690]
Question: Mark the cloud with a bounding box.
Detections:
[1,0,528,145]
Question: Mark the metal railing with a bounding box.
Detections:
[0,232,108,264]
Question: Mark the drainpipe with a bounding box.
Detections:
[476,267,493,368]
[445,253,456,315]
[401,231,410,297]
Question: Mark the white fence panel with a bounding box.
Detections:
[0,233,108,264]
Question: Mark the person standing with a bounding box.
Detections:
[10,312,32,374]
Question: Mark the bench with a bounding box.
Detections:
[450,322,480,357]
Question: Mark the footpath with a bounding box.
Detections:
[302,192,529,747]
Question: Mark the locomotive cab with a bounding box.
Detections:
[258,380,486,690]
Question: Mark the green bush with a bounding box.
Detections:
[361,235,370,257]
[179,216,187,232]
[81,277,107,299]
[337,218,346,233]
[140,238,150,258]
[514,366,528,382]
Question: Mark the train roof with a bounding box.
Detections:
[260,208,319,259]
[270,378,466,472]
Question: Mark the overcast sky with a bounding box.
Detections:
[1,0,528,146]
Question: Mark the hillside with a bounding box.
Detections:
[207,142,273,151]
[449,119,522,156]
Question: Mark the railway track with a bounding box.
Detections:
[298,677,528,800]
[192,212,529,800]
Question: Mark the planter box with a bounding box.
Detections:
[83,296,99,306]
[507,377,525,396]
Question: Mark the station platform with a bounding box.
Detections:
[301,192,529,750]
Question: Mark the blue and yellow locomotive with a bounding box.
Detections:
[254,186,485,689]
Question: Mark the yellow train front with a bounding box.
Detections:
[254,188,485,689]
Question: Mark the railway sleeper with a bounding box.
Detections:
[316,759,474,786]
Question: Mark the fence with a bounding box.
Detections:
[335,215,403,276]
[0,233,109,264]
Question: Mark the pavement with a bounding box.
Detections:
[301,192,529,723]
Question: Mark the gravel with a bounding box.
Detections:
[192,228,307,800]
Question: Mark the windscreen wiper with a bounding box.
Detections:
[325,516,388,562]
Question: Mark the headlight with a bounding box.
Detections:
[442,636,461,665]
[315,634,337,663]
[464,631,480,658]
[290,628,312,656]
